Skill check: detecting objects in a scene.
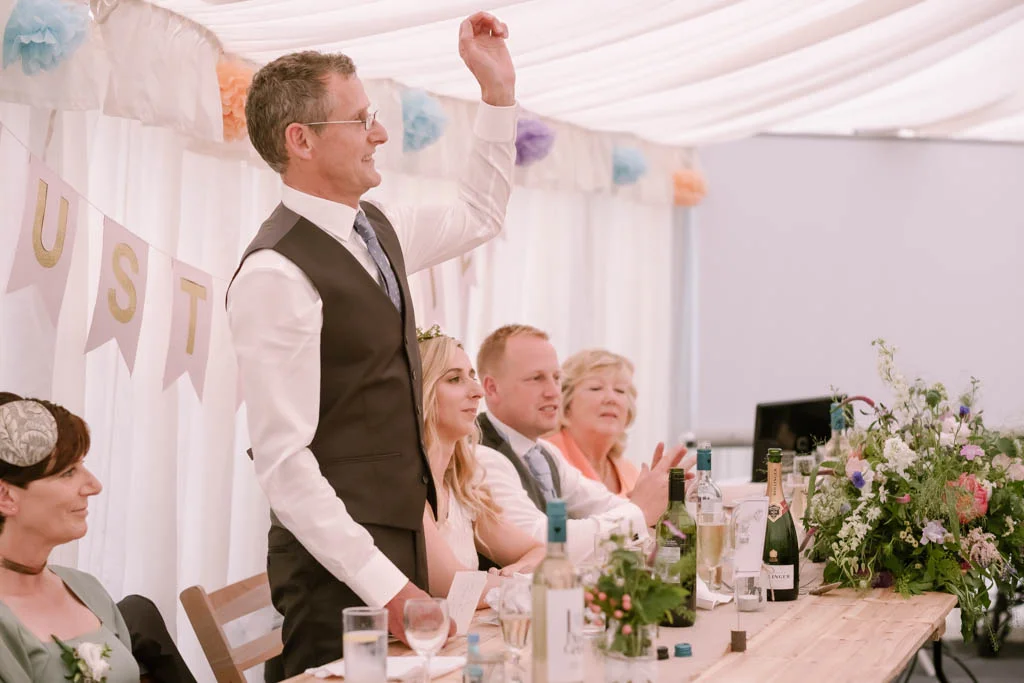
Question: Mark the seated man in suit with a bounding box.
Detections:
[474,325,692,564]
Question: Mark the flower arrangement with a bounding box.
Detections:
[806,340,1024,640]
[53,636,112,683]
[585,534,689,657]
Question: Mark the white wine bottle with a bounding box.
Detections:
[532,499,584,683]
[762,448,800,601]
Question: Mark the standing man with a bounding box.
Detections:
[227,13,516,679]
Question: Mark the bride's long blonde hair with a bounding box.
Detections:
[419,334,502,526]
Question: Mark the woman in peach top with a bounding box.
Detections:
[546,349,640,496]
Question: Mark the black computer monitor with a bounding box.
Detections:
[751,396,838,482]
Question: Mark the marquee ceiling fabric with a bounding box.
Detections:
[149,0,1024,146]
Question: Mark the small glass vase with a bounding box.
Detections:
[603,621,658,683]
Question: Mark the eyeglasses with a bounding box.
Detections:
[303,108,379,132]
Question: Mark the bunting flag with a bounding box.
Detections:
[84,217,150,373]
[163,259,214,400]
[6,156,81,324]
[458,252,477,341]
[418,265,447,328]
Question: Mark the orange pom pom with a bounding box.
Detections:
[673,168,707,207]
[217,57,254,142]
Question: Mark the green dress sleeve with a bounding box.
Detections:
[0,611,36,683]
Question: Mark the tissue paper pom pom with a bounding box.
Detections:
[673,168,707,206]
[2,0,89,75]
[402,89,448,152]
[218,57,254,142]
[515,118,555,166]
[612,146,647,185]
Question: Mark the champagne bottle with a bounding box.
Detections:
[532,500,584,683]
[763,448,800,601]
[655,468,697,627]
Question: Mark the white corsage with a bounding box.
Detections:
[53,636,112,683]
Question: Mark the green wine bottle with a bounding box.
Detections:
[655,468,697,626]
[763,448,800,601]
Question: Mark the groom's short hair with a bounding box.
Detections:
[477,324,549,378]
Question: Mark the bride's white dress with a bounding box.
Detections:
[437,490,479,570]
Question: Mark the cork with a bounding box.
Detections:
[730,629,747,652]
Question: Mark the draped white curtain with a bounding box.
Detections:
[0,103,674,682]
[149,0,1024,144]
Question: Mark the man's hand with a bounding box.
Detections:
[628,443,691,526]
[458,12,515,107]
[384,582,455,647]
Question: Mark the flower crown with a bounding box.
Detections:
[416,324,445,343]
[0,400,58,468]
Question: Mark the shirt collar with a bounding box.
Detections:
[485,411,538,460]
[281,183,360,243]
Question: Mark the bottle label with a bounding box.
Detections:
[700,498,721,517]
[545,587,584,682]
[766,500,789,523]
[766,564,794,590]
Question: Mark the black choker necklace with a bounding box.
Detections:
[0,557,46,575]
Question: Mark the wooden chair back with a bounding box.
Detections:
[179,573,282,683]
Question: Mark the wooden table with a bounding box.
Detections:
[284,560,957,682]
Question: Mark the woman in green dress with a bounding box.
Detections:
[0,397,140,682]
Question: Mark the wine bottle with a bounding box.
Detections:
[655,468,697,627]
[762,448,800,601]
[686,441,723,520]
[532,500,584,683]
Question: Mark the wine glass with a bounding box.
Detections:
[403,598,449,683]
[498,576,531,683]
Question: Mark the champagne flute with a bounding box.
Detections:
[403,598,449,683]
[697,509,727,592]
[498,576,531,683]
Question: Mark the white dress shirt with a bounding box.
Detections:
[227,102,517,609]
[476,412,649,564]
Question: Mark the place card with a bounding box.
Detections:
[446,571,489,635]
[731,496,769,578]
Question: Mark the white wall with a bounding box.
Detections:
[693,134,1024,447]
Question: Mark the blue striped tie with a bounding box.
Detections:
[523,445,556,503]
[352,212,402,313]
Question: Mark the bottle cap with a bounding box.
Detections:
[657,645,669,660]
[697,447,712,471]
[830,402,846,431]
[546,499,567,543]
[674,643,692,657]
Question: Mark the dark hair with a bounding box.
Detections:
[0,393,91,533]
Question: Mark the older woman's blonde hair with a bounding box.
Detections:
[419,335,502,527]
[558,349,638,460]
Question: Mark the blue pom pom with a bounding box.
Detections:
[401,89,448,153]
[612,146,648,185]
[3,0,89,75]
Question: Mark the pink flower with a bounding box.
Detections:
[590,604,602,614]
[598,592,606,601]
[947,473,989,523]
[613,610,623,619]
[621,624,633,636]
[217,58,254,142]
[895,494,912,504]
[673,169,708,207]
[960,444,984,461]
[585,592,594,603]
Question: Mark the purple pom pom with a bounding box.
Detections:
[515,118,555,166]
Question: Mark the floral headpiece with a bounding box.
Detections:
[0,400,58,468]
[416,324,445,343]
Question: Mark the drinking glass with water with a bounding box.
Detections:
[343,606,388,683]
[498,576,531,682]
